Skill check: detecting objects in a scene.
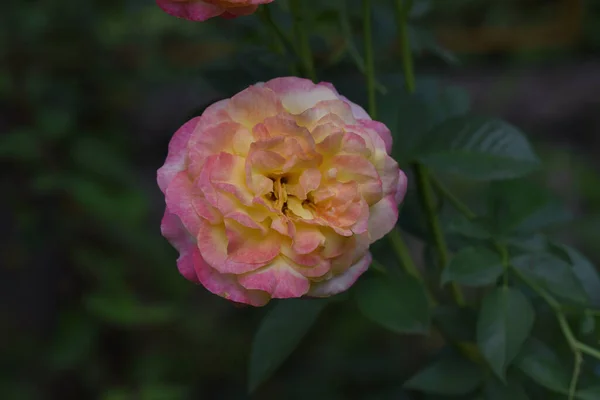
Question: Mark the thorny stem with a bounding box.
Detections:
[289,0,316,81]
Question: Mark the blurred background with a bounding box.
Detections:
[1,0,600,399]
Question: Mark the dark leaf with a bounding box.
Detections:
[515,338,570,394]
[248,299,328,393]
[354,274,431,334]
[477,287,535,380]
[415,116,540,180]
[442,246,503,287]
[511,252,590,305]
[404,352,483,395]
[484,375,530,400]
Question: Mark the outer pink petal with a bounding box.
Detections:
[360,120,393,155]
[238,257,310,298]
[157,117,199,193]
[165,172,203,234]
[227,85,283,127]
[307,252,372,297]
[156,0,224,21]
[161,210,199,283]
[193,250,270,306]
[224,5,258,16]
[319,82,371,120]
[263,77,340,115]
[395,170,408,205]
[368,194,399,243]
[197,220,275,274]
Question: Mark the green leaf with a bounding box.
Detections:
[515,338,570,394]
[511,252,590,305]
[354,274,431,334]
[577,386,600,400]
[404,352,483,395]
[489,179,571,235]
[248,299,328,393]
[484,376,530,400]
[415,116,540,180]
[558,244,600,307]
[442,247,503,287]
[476,287,535,381]
[444,215,493,240]
[433,305,477,342]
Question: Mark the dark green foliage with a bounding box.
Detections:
[3,1,600,399]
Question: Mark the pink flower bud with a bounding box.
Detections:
[156,0,273,22]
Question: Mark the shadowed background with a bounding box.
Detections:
[1,0,599,399]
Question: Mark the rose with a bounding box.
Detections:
[156,0,273,21]
[158,77,408,306]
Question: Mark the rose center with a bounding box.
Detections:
[271,176,288,212]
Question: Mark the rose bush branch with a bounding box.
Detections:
[289,0,316,81]
[394,0,465,306]
[432,172,600,397]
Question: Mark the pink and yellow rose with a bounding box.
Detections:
[156,0,273,21]
[158,77,407,306]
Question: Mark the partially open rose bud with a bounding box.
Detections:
[158,77,408,306]
[156,0,273,22]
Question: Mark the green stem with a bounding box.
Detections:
[415,164,465,306]
[394,0,465,306]
[362,0,377,118]
[388,229,419,279]
[578,341,600,359]
[395,0,416,94]
[289,0,316,81]
[258,6,299,76]
[430,175,477,220]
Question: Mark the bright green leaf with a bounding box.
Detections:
[442,247,503,287]
[415,116,540,180]
[511,252,589,305]
[477,287,535,380]
[515,338,570,394]
[248,299,328,393]
[404,352,483,395]
[354,274,431,334]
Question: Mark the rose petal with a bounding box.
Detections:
[308,252,372,297]
[193,249,270,306]
[197,220,274,274]
[360,119,393,155]
[264,78,340,114]
[160,210,199,283]
[156,0,224,21]
[157,117,199,193]
[238,257,310,298]
[368,194,399,243]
